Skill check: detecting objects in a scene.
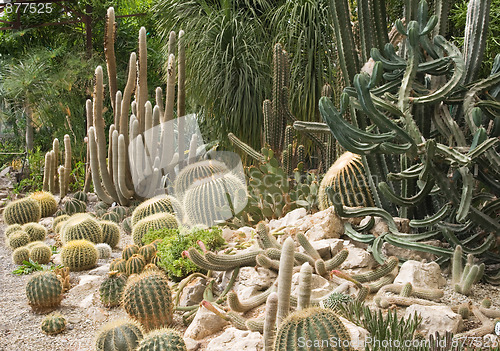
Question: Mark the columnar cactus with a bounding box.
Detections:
[132,213,178,246]
[29,191,58,217]
[3,197,41,225]
[274,307,351,351]
[122,271,174,331]
[277,237,295,325]
[452,245,485,296]
[100,220,121,248]
[25,271,63,311]
[100,271,127,307]
[41,313,66,335]
[60,239,98,271]
[61,213,103,244]
[136,328,187,351]
[95,319,144,351]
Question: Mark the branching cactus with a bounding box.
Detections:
[43,135,71,198]
[452,245,485,296]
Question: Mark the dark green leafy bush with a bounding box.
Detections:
[152,227,225,280]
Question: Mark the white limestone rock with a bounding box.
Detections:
[394,260,446,289]
[405,305,462,337]
[206,327,263,351]
[184,305,230,340]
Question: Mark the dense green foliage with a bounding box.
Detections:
[150,227,225,280]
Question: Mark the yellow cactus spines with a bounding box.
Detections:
[131,213,178,246]
[29,191,58,217]
[12,247,30,265]
[53,214,70,229]
[22,222,47,242]
[3,197,41,225]
[41,313,66,335]
[54,219,68,235]
[110,258,127,274]
[60,239,98,271]
[136,328,187,351]
[29,243,53,264]
[131,195,183,226]
[318,151,374,210]
[100,220,121,248]
[126,254,146,275]
[8,230,29,249]
[25,271,63,311]
[61,213,103,244]
[5,224,22,237]
[95,319,144,351]
[122,271,174,331]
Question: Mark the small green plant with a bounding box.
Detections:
[13,147,45,194]
[12,259,63,275]
[153,227,225,280]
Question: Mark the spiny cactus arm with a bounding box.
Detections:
[204,250,263,268]
[457,264,481,296]
[324,249,349,271]
[52,138,59,187]
[376,295,441,308]
[120,53,137,141]
[296,233,321,260]
[117,134,135,199]
[384,233,454,257]
[357,0,376,63]
[48,151,55,194]
[111,131,130,204]
[263,292,278,351]
[58,166,66,199]
[463,0,492,84]
[107,124,115,179]
[277,237,295,325]
[256,223,281,249]
[137,27,148,133]
[330,0,360,85]
[256,254,281,270]
[455,305,495,338]
[115,91,122,133]
[184,248,234,271]
[465,72,500,134]
[43,152,51,192]
[297,263,312,310]
[314,259,327,277]
[409,203,452,228]
[227,286,276,314]
[104,7,117,116]
[155,87,164,120]
[372,0,389,50]
[367,274,396,293]
[352,256,399,283]
[88,127,116,205]
[228,133,265,163]
[451,245,463,286]
[333,202,398,233]
[292,121,330,134]
[412,36,465,105]
[164,54,176,123]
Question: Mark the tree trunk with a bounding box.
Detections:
[25,105,34,152]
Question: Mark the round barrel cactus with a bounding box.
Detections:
[5,224,22,238]
[29,243,52,264]
[26,271,63,311]
[122,271,173,331]
[110,258,127,274]
[122,217,133,235]
[126,254,146,276]
[3,197,41,225]
[29,191,58,218]
[275,307,351,351]
[183,174,247,227]
[101,211,121,224]
[60,239,98,271]
[95,319,143,351]
[111,206,128,221]
[100,271,127,307]
[64,198,87,215]
[61,213,103,244]
[41,313,66,335]
[8,230,30,249]
[136,328,187,351]
[96,243,112,259]
[12,246,30,265]
[122,244,140,261]
[173,159,229,197]
[132,213,178,246]
[73,191,88,203]
[22,222,47,242]
[100,220,121,248]
[138,244,156,263]
[131,195,183,226]
[53,214,70,229]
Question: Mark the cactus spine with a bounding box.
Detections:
[25,271,63,311]
[122,271,173,331]
[61,213,103,244]
[29,191,57,217]
[277,237,295,325]
[96,243,112,259]
[95,319,144,351]
[100,271,127,307]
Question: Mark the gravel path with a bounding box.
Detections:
[0,222,131,351]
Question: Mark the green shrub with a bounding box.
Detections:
[154,227,225,280]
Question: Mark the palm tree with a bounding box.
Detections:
[153,0,278,149]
